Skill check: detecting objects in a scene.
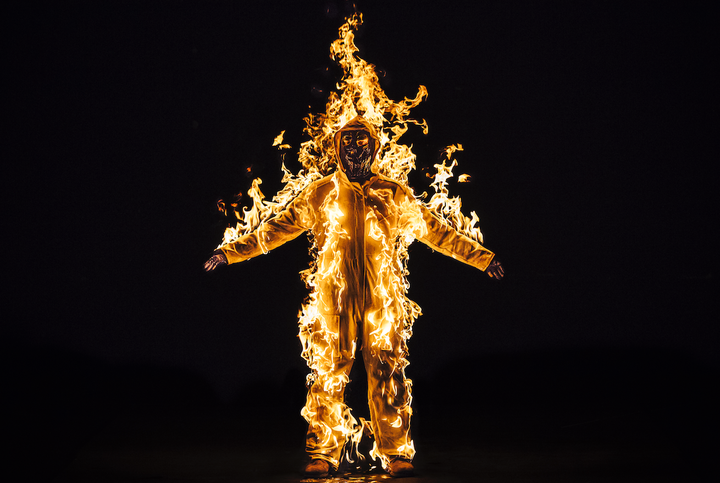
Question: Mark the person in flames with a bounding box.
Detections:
[204,113,504,477]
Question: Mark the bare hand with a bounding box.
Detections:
[204,250,228,272]
[486,259,504,280]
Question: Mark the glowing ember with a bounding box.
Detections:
[205,12,504,476]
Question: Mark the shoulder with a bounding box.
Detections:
[296,172,340,204]
[370,174,416,198]
[290,172,336,197]
[306,172,339,195]
[311,173,338,190]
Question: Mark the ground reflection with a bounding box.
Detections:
[301,473,393,483]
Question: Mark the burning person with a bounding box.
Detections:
[204,115,504,477]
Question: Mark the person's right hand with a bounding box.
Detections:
[486,259,504,280]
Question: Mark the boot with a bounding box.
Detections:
[388,457,414,477]
[304,458,330,477]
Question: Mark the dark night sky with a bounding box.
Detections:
[6,0,716,407]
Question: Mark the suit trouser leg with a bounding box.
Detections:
[303,314,356,467]
[364,331,414,464]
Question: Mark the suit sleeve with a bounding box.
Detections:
[417,203,495,271]
[219,191,312,264]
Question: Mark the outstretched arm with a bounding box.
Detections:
[418,204,504,280]
[203,191,311,271]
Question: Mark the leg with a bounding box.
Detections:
[363,328,415,468]
[302,314,357,469]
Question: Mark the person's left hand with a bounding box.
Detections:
[204,250,228,272]
[486,259,504,280]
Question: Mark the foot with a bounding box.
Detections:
[304,458,330,477]
[388,457,414,477]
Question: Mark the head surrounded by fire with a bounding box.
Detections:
[335,116,380,182]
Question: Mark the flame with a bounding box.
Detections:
[217,12,485,471]
[425,145,484,244]
[272,130,285,146]
[272,130,292,150]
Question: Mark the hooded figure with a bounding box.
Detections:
[205,116,503,477]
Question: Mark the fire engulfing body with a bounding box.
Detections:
[205,13,503,475]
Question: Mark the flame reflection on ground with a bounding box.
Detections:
[301,474,395,483]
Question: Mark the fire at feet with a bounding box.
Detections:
[203,12,504,479]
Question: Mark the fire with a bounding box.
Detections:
[216,12,489,473]
[272,130,291,150]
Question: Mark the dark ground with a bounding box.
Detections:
[7,319,718,482]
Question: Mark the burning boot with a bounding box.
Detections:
[388,457,414,477]
[303,458,330,478]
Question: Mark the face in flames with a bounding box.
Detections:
[339,129,375,181]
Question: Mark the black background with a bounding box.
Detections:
[5,1,717,481]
